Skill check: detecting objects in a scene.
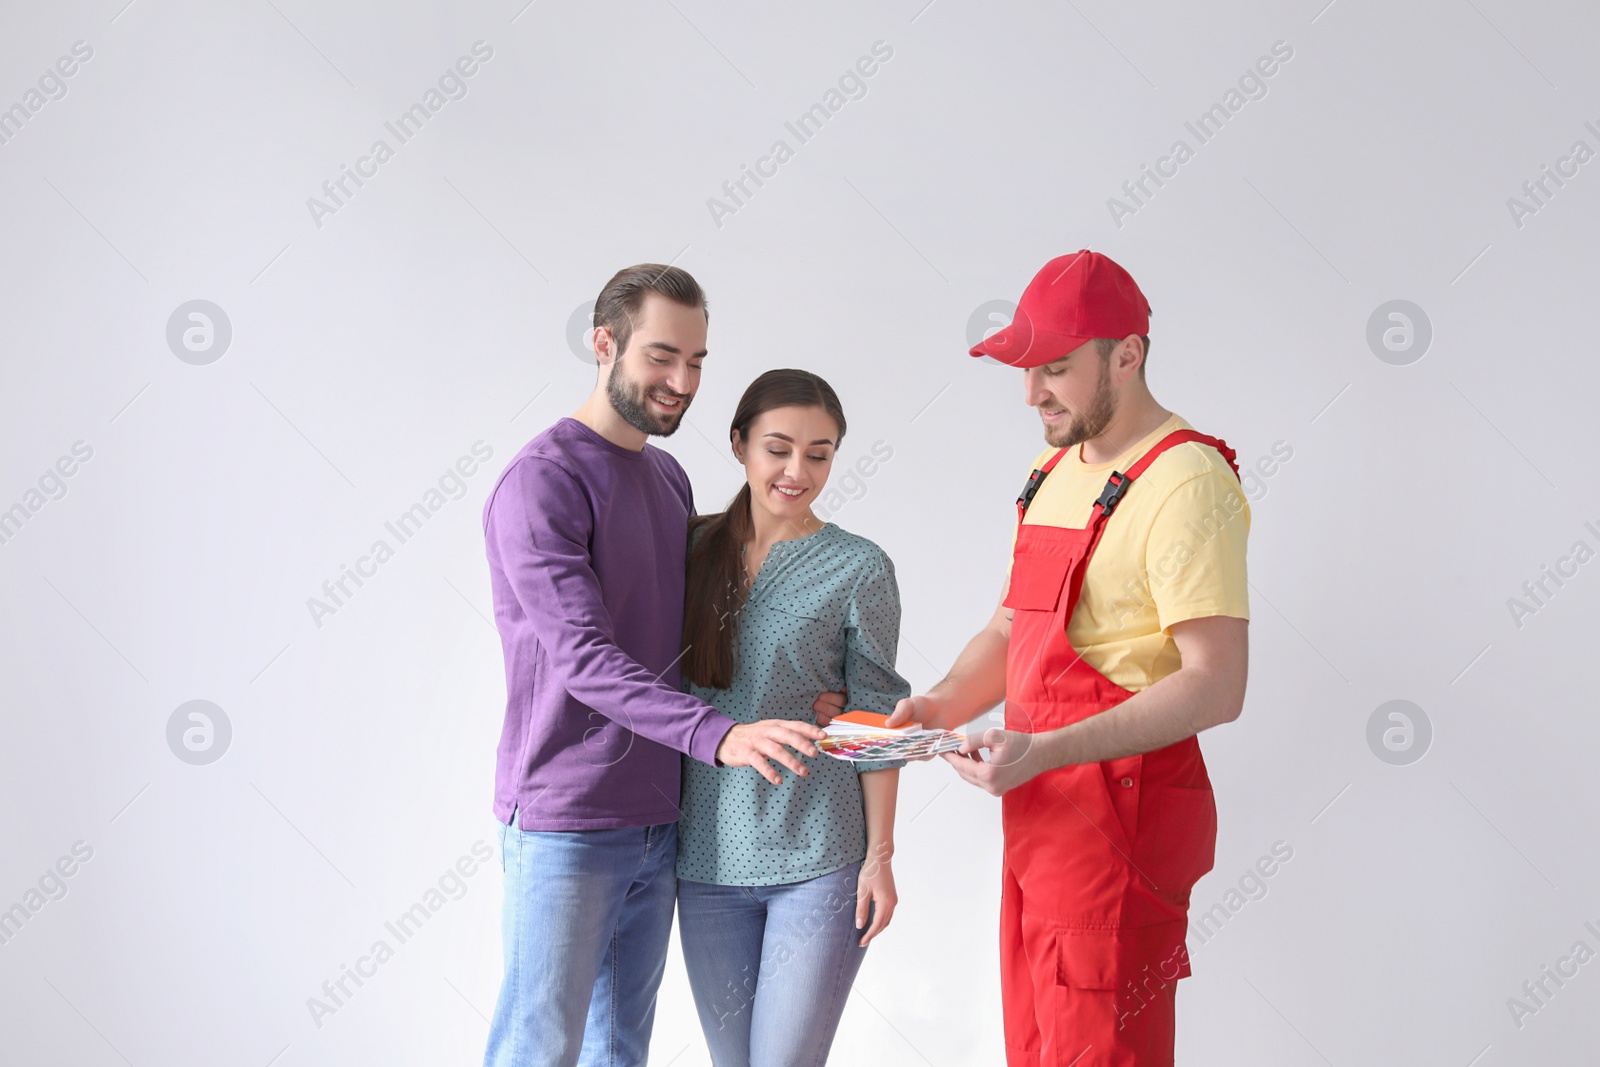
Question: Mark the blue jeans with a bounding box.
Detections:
[677,861,870,1067]
[482,817,678,1067]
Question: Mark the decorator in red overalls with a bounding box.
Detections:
[887,250,1251,1066]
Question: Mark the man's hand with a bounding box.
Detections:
[812,690,847,728]
[941,727,1051,796]
[882,573,1011,734]
[884,692,956,732]
[715,720,827,785]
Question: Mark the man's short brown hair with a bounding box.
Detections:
[593,264,707,357]
[1095,334,1151,377]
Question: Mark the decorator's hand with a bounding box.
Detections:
[884,692,960,732]
[942,727,1046,796]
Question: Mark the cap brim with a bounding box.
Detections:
[969,321,1093,368]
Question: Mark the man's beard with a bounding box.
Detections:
[607,361,692,437]
[1042,358,1115,449]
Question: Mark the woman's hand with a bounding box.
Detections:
[812,689,847,727]
[855,843,897,946]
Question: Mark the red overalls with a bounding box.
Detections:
[1000,430,1241,1067]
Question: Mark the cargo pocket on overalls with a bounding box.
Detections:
[1050,922,1191,1064]
[1053,921,1194,989]
[1052,926,1122,990]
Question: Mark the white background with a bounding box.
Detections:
[2,1,1597,1064]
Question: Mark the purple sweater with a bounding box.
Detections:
[482,417,736,830]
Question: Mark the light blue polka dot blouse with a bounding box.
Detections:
[678,522,912,887]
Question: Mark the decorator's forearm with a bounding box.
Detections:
[1037,653,1245,770]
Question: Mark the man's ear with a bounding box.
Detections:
[1119,334,1145,378]
[593,326,619,367]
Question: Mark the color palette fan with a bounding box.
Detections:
[817,710,967,762]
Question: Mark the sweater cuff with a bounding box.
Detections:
[688,711,737,767]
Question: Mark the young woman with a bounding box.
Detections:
[676,369,910,1066]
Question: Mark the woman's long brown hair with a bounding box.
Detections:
[682,369,847,690]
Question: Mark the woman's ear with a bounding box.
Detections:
[730,429,744,464]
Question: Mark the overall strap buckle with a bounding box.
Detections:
[1094,471,1131,517]
[1016,447,1071,522]
[1016,467,1048,515]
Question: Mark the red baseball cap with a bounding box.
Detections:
[970,249,1150,368]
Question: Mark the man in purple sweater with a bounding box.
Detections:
[480,264,834,1067]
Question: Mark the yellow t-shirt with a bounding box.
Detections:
[1008,413,1250,692]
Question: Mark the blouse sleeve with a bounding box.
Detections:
[843,550,913,773]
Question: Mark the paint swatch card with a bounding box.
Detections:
[817,710,967,762]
